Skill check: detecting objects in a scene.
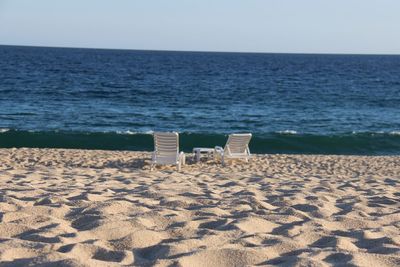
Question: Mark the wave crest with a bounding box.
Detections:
[1,130,400,154]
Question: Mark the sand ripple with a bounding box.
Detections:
[0,148,399,266]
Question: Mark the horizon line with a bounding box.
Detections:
[1,43,400,56]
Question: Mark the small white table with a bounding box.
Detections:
[192,147,214,163]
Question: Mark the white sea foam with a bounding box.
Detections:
[0,128,10,133]
[351,130,400,136]
[116,130,137,135]
[116,130,153,135]
[277,130,298,135]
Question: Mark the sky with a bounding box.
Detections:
[0,0,399,54]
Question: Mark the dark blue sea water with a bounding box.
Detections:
[1,45,399,154]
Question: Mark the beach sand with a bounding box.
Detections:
[0,148,399,266]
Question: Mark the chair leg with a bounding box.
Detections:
[214,151,222,163]
[182,153,186,165]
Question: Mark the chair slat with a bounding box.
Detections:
[152,132,185,171]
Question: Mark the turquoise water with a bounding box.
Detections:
[1,45,399,154]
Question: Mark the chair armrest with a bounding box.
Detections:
[214,146,224,155]
[225,145,231,155]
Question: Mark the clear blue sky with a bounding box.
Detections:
[0,0,399,54]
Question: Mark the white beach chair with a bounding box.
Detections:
[151,132,185,171]
[214,133,252,165]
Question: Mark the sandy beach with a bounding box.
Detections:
[0,148,399,266]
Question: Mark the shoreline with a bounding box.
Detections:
[0,148,399,266]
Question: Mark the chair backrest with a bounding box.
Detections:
[224,133,252,154]
[153,132,179,162]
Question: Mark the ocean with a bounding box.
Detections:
[0,45,399,154]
